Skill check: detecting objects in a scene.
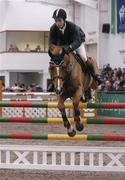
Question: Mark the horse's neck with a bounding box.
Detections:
[64,55,69,65]
[69,53,77,68]
[64,53,77,71]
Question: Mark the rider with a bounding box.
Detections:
[48,8,102,85]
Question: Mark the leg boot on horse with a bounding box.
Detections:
[58,96,76,137]
[73,88,84,132]
[86,57,103,85]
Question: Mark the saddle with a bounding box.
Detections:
[72,52,94,76]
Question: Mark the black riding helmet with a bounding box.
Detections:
[52,9,67,20]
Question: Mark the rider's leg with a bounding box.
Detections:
[76,43,102,85]
[76,43,87,62]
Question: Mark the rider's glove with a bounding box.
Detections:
[63,45,72,54]
[48,49,54,58]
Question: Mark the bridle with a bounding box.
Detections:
[49,60,65,84]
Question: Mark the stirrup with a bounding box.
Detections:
[95,75,103,85]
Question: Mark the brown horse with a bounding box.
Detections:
[49,44,98,137]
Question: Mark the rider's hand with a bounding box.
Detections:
[63,45,72,54]
[48,49,54,58]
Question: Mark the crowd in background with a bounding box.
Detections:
[46,64,125,92]
[8,44,42,52]
[98,64,125,92]
[2,64,125,92]
[3,83,43,92]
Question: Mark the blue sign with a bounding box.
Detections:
[117,0,125,33]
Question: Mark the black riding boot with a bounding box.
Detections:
[85,88,92,101]
[94,74,103,85]
[85,60,103,85]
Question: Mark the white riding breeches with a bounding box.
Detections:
[76,43,87,62]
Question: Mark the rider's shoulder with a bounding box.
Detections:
[50,23,58,31]
[66,21,79,30]
[66,21,75,27]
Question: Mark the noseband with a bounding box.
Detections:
[52,76,64,81]
[50,60,65,82]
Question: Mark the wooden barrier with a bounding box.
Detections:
[1,133,125,141]
[0,117,125,124]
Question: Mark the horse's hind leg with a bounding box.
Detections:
[57,95,76,137]
[72,88,84,131]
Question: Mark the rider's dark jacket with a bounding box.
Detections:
[49,21,85,51]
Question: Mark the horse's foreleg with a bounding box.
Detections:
[73,88,84,131]
[57,96,76,137]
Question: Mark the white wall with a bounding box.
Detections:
[84,5,98,44]
[74,3,98,43]
[0,0,100,89]
[6,31,45,51]
[2,0,73,31]
[0,1,7,51]
[0,53,49,72]
[73,3,98,62]
[98,0,125,68]
[0,1,6,30]
[0,52,50,89]
[9,72,43,88]
[0,32,6,51]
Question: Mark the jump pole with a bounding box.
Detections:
[1,117,125,124]
[0,81,2,116]
[1,134,125,141]
[0,101,125,108]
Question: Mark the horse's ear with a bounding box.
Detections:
[60,60,66,68]
[49,61,55,67]
[49,44,55,51]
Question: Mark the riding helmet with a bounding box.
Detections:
[52,9,67,20]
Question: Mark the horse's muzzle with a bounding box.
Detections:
[55,87,63,95]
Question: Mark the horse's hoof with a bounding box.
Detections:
[75,123,84,131]
[67,129,76,137]
[80,96,86,102]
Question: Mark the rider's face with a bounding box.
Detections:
[55,18,65,29]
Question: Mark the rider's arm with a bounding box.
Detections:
[48,26,57,46]
[70,26,85,51]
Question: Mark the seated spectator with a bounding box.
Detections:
[24,44,31,52]
[116,67,122,78]
[105,64,112,72]
[115,82,124,91]
[11,82,20,92]
[35,45,41,52]
[47,82,54,92]
[35,85,43,92]
[5,86,13,92]
[122,68,125,77]
[13,45,19,52]
[102,64,112,76]
[8,44,15,52]
[27,84,36,92]
[99,65,125,92]
[19,83,26,92]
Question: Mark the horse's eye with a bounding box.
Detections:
[49,65,54,70]
[62,64,66,69]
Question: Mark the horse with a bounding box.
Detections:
[49,44,98,137]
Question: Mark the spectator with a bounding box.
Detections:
[27,84,36,92]
[8,44,15,52]
[11,82,20,92]
[102,64,112,76]
[122,68,125,77]
[35,85,43,92]
[35,45,41,52]
[13,45,19,52]
[47,82,54,92]
[99,65,125,92]
[116,67,122,78]
[19,83,26,92]
[24,44,31,52]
